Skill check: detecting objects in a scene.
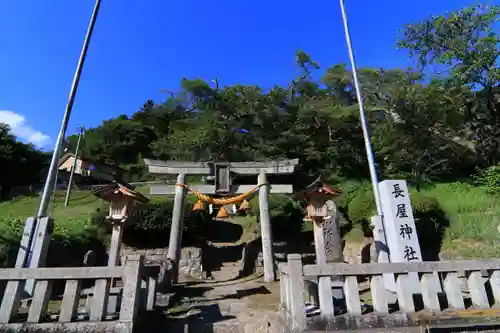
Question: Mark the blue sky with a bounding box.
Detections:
[0,0,480,149]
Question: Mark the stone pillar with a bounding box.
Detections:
[167,173,187,284]
[120,255,144,323]
[108,224,123,267]
[258,172,275,282]
[324,201,343,263]
[108,223,123,312]
[25,217,53,295]
[312,200,343,317]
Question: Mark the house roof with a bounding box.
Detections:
[92,180,149,203]
[293,176,342,201]
[58,153,127,173]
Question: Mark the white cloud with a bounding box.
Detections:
[0,110,51,147]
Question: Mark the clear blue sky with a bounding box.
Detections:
[0,0,479,149]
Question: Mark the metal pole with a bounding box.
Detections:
[64,126,84,207]
[339,0,383,216]
[37,0,101,217]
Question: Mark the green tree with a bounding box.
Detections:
[0,123,49,199]
[398,4,500,165]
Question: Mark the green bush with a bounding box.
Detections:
[346,185,376,224]
[0,216,106,268]
[475,165,500,195]
[346,186,443,224]
[247,194,297,217]
[336,180,369,211]
[247,194,304,239]
[119,194,211,247]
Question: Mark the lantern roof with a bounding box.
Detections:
[294,177,342,201]
[92,180,149,203]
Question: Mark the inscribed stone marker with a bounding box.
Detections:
[378,180,422,293]
[313,201,344,305]
[323,201,343,263]
[371,215,397,295]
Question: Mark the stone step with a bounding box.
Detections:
[210,267,241,277]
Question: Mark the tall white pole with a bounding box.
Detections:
[37,0,101,218]
[339,0,383,216]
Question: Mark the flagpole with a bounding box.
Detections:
[339,0,383,216]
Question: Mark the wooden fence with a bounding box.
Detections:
[0,255,152,333]
[280,254,500,331]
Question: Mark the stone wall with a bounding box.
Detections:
[120,246,202,278]
[254,239,375,268]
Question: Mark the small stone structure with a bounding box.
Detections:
[279,254,500,331]
[121,246,203,278]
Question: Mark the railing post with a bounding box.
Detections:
[120,255,144,322]
[279,264,286,313]
[287,254,305,331]
[444,272,465,309]
[27,280,53,323]
[0,280,24,323]
[146,276,156,311]
[59,280,82,322]
[468,271,489,309]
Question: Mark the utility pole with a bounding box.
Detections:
[64,126,85,207]
[11,0,102,296]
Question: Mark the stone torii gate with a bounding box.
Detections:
[143,158,299,283]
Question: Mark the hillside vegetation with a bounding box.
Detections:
[0,4,499,264]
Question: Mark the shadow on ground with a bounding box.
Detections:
[135,304,237,333]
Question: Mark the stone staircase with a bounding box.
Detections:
[210,261,242,281]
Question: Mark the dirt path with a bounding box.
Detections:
[156,271,282,332]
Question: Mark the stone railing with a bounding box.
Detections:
[279,254,500,331]
[0,255,149,333]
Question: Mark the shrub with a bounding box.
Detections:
[346,185,443,225]
[247,194,303,240]
[247,194,297,217]
[0,216,106,268]
[346,185,376,224]
[120,194,211,247]
[336,180,370,211]
[474,165,500,195]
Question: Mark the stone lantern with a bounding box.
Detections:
[295,178,342,222]
[93,180,149,266]
[295,178,344,309]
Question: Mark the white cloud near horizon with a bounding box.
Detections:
[0,110,51,148]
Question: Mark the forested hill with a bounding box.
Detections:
[1,4,499,193]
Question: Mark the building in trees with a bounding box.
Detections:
[58,153,129,184]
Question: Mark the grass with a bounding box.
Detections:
[339,181,500,260]
[231,216,260,243]
[0,190,107,248]
[422,183,500,259]
[0,190,104,221]
[2,182,500,260]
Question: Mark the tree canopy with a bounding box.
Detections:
[1,4,499,193]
